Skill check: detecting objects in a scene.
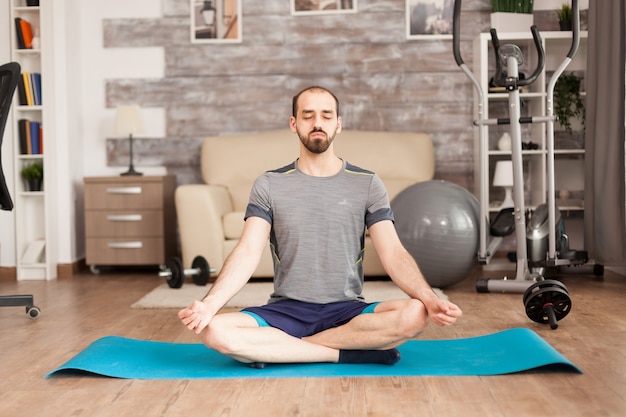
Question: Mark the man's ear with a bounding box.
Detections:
[336,116,343,133]
[289,116,297,132]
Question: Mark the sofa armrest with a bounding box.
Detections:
[175,184,232,274]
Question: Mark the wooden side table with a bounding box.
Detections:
[84,175,177,272]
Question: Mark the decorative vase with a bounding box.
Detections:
[498,132,512,151]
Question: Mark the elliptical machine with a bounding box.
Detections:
[452,0,601,329]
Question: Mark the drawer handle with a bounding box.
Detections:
[107,214,143,222]
[107,242,143,249]
[106,187,142,194]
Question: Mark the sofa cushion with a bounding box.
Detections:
[202,131,299,211]
[223,211,245,239]
[202,129,434,211]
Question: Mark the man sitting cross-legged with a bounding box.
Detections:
[178,86,462,367]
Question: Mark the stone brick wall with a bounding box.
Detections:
[103,0,544,191]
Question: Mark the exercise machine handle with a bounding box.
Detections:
[452,0,463,66]
[489,26,545,88]
[490,29,503,87]
[519,26,545,87]
[568,0,581,59]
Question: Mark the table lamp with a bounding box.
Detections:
[115,104,144,176]
[493,160,514,208]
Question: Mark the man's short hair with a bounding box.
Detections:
[292,86,340,117]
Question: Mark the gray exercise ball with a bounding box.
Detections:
[391,180,480,288]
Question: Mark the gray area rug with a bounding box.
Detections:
[131,281,447,309]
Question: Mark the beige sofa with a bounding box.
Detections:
[175,129,434,278]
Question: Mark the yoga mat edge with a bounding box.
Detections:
[45,328,582,380]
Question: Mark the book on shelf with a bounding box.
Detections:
[14,18,25,49]
[17,75,27,105]
[29,121,41,154]
[18,119,29,154]
[25,121,31,154]
[31,73,42,105]
[17,72,42,106]
[14,17,34,49]
[22,72,33,105]
[17,119,43,155]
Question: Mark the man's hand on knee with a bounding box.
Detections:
[427,299,463,326]
[178,300,213,334]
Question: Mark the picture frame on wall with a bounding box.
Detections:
[190,0,242,44]
[291,0,358,16]
[406,0,454,40]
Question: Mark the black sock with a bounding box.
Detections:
[249,362,266,369]
[338,348,401,365]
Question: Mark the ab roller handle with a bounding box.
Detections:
[158,255,215,288]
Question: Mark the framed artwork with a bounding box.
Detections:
[406,0,454,40]
[190,0,242,44]
[291,0,357,16]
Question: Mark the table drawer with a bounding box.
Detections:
[85,210,164,238]
[85,238,165,265]
[84,182,165,210]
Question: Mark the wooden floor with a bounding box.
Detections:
[1,267,625,417]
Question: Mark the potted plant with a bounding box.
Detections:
[556,3,573,31]
[491,0,534,14]
[554,73,584,133]
[491,0,534,33]
[21,161,44,192]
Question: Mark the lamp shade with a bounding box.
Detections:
[115,105,144,136]
[493,160,514,187]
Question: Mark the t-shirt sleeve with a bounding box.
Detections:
[365,174,394,228]
[244,174,273,225]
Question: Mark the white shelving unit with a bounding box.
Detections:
[472,31,587,215]
[9,0,56,280]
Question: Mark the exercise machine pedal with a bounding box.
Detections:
[490,207,515,237]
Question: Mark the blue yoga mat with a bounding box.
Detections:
[45,328,581,379]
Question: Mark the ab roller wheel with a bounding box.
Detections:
[158,255,214,288]
[523,279,572,330]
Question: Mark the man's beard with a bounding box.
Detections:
[297,127,336,154]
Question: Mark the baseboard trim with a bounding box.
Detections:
[57,259,86,278]
[0,259,86,281]
[0,267,17,281]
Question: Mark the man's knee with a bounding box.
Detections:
[202,314,253,355]
[202,319,229,353]
[394,299,429,338]
[202,315,240,355]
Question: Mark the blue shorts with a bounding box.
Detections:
[242,299,379,338]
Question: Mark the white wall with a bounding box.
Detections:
[0,0,167,267]
[78,0,167,179]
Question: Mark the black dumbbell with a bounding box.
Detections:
[523,279,571,330]
[159,256,213,288]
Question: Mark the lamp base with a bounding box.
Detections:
[499,187,514,209]
[120,167,143,176]
[121,133,142,176]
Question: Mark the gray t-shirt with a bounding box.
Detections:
[244,159,394,304]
